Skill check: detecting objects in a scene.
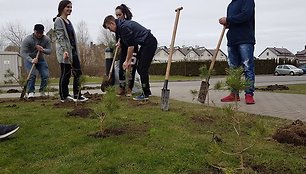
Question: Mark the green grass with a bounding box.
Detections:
[257,83,306,95]
[0,97,305,173]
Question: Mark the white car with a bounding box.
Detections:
[274,64,304,76]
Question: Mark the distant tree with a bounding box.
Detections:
[0,22,28,52]
[97,28,115,48]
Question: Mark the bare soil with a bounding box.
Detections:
[88,122,150,138]
[256,84,289,91]
[67,107,95,118]
[272,119,306,146]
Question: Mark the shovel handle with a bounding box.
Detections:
[165,7,183,81]
[26,51,40,80]
[108,39,120,81]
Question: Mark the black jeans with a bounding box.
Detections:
[137,33,158,96]
[119,44,139,90]
[59,50,82,100]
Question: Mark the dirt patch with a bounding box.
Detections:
[129,100,159,107]
[191,116,214,124]
[88,123,149,138]
[83,92,102,102]
[67,107,95,118]
[256,84,289,91]
[7,89,20,93]
[4,104,18,108]
[272,119,306,146]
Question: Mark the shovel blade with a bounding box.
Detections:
[161,88,170,111]
[198,81,210,103]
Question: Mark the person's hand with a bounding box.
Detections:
[123,59,132,70]
[35,45,44,52]
[219,17,227,26]
[32,57,38,64]
[63,51,69,59]
[115,41,121,47]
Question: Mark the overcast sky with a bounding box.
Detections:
[0,0,306,56]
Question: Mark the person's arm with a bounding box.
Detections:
[20,36,35,63]
[123,46,134,70]
[42,36,52,55]
[226,0,255,24]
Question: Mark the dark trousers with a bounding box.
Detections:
[105,58,115,86]
[59,51,82,100]
[119,44,138,90]
[137,33,158,96]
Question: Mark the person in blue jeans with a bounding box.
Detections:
[219,0,256,104]
[20,24,51,98]
[103,15,157,101]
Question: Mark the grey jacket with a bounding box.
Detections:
[53,17,79,64]
[20,34,51,63]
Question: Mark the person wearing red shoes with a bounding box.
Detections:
[219,0,256,104]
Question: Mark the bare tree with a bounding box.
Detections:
[97,28,115,47]
[76,20,91,68]
[0,22,28,51]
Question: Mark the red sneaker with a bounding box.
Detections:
[245,94,255,104]
[221,93,240,102]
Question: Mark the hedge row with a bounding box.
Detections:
[149,59,297,76]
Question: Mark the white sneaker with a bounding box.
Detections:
[74,95,88,102]
[66,95,74,101]
[27,92,35,99]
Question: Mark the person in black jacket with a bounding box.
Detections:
[115,4,139,97]
[219,0,256,104]
[103,15,157,101]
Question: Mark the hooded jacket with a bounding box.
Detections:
[115,19,150,47]
[226,0,255,46]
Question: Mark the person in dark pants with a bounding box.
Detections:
[103,15,157,101]
[53,0,88,102]
[20,24,51,98]
[115,4,139,97]
[219,0,256,104]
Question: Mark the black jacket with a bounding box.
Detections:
[115,19,150,47]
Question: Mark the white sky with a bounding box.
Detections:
[0,0,306,56]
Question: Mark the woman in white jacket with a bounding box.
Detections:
[53,0,87,102]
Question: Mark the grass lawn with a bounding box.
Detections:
[0,95,305,173]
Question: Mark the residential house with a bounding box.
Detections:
[153,46,169,63]
[295,45,306,64]
[200,49,227,61]
[258,47,295,61]
[180,46,199,61]
[172,46,185,62]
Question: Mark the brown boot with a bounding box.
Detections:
[126,88,132,97]
[116,87,126,96]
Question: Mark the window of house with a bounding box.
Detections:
[266,52,269,56]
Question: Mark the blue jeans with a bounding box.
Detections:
[227,44,255,96]
[24,59,49,93]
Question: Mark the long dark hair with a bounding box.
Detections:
[115,4,133,20]
[53,0,72,22]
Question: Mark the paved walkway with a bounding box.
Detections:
[1,80,306,122]
[150,81,306,122]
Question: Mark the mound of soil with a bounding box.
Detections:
[256,84,289,91]
[83,92,102,102]
[7,89,20,93]
[67,107,94,118]
[88,123,149,138]
[191,115,214,124]
[272,120,306,146]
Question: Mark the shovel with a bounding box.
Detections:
[101,44,119,92]
[161,7,183,111]
[198,26,226,103]
[20,51,40,99]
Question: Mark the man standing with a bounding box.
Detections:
[219,0,256,104]
[103,15,157,101]
[21,24,51,98]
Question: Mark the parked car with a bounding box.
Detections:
[274,64,304,76]
[298,64,306,74]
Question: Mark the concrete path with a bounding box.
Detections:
[1,79,306,122]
